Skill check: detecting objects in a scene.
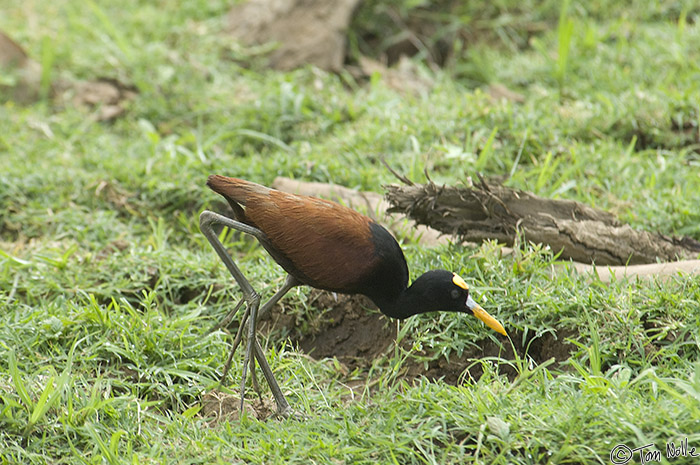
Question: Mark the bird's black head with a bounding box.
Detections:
[413,270,471,313]
[388,269,507,336]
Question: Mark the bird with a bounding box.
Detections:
[200,175,507,418]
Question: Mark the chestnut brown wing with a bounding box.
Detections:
[206,175,387,292]
[245,190,380,292]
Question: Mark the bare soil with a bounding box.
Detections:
[260,290,576,385]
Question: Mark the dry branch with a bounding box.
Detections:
[385,179,700,266]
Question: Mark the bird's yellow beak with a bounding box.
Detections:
[452,273,507,336]
[467,296,508,336]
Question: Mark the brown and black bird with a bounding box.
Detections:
[200,175,507,417]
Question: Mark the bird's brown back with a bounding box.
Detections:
[206,175,380,292]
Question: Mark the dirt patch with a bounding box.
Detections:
[1,30,42,103]
[404,328,577,385]
[261,290,577,385]
[260,290,396,369]
[201,390,276,422]
[68,78,137,122]
[291,292,392,367]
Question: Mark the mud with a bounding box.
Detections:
[287,292,395,369]
[261,290,577,385]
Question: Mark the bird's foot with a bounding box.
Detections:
[273,405,308,421]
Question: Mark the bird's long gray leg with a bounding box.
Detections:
[239,273,298,414]
[218,275,299,385]
[214,270,298,415]
[220,305,250,383]
[199,211,260,411]
[208,296,245,333]
[199,210,298,417]
[199,211,263,300]
[249,275,298,417]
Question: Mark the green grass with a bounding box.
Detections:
[2,0,700,463]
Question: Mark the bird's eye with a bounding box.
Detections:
[450,289,460,300]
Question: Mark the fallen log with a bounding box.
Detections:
[385,177,700,266]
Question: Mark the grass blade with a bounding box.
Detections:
[9,350,32,407]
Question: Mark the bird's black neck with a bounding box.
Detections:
[371,270,454,320]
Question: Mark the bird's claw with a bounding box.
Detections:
[274,405,308,421]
